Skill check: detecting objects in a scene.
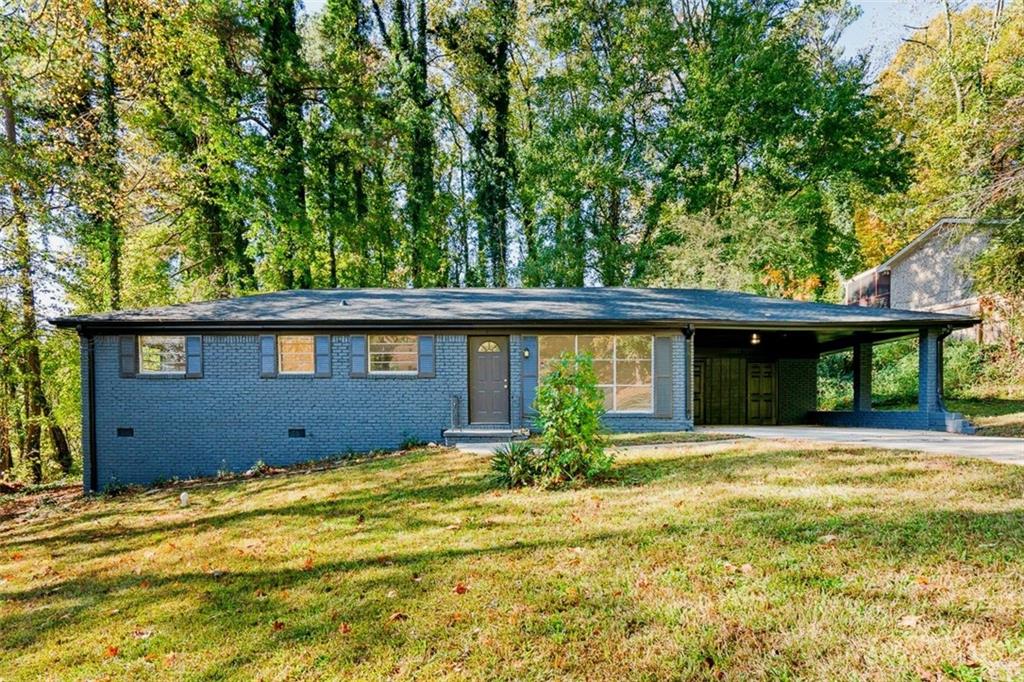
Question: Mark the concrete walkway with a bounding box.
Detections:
[455,427,1024,466]
[699,425,1024,466]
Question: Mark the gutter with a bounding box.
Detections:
[51,316,980,335]
[84,331,98,493]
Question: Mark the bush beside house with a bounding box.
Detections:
[492,353,610,488]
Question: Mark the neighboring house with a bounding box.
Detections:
[844,217,1005,341]
[54,287,975,491]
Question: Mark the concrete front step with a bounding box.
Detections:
[443,426,530,446]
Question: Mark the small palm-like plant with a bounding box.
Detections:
[490,441,539,489]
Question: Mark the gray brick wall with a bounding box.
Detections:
[85,331,695,488]
[777,358,818,425]
[89,334,469,488]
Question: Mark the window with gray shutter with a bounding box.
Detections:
[350,335,367,377]
[119,336,137,377]
[653,336,673,418]
[185,336,203,378]
[417,335,435,378]
[522,336,539,415]
[259,335,277,377]
[314,335,332,377]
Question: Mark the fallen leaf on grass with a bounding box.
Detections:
[271,620,285,632]
[302,556,314,571]
[899,614,921,628]
[338,622,352,635]
[104,645,119,658]
[386,589,398,598]
[444,523,461,531]
[740,563,754,575]
[388,612,409,622]
[818,534,839,545]
[133,629,154,640]
[454,582,468,595]
[10,553,24,561]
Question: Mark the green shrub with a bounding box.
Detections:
[490,441,539,488]
[533,352,611,486]
[817,338,996,409]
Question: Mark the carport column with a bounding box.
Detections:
[683,325,695,423]
[852,341,873,412]
[917,328,943,413]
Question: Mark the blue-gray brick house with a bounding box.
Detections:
[53,288,976,491]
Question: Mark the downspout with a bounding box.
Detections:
[83,330,98,492]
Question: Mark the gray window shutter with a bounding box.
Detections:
[314,335,332,377]
[350,335,367,377]
[185,335,203,378]
[417,335,435,378]
[259,335,277,377]
[522,336,539,415]
[119,335,137,377]
[653,336,673,418]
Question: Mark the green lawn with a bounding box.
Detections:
[3,443,1024,680]
[948,397,1024,437]
[865,397,1024,437]
[528,430,745,448]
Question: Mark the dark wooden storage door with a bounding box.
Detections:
[469,336,510,424]
[746,362,776,425]
[701,357,747,424]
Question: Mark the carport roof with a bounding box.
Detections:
[53,287,976,334]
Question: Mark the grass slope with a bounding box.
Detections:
[3,443,1024,680]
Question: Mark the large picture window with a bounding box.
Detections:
[278,335,315,374]
[139,336,186,374]
[538,334,653,412]
[369,335,418,374]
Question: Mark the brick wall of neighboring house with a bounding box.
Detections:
[85,332,695,489]
[879,223,1003,342]
[888,228,989,311]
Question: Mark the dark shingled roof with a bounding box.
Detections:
[53,287,976,332]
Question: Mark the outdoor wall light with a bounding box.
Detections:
[750,332,761,345]
[523,348,531,358]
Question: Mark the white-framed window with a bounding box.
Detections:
[538,334,653,413]
[139,336,186,375]
[369,335,418,374]
[278,335,316,374]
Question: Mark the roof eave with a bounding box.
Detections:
[53,316,979,335]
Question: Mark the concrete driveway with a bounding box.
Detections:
[700,425,1024,466]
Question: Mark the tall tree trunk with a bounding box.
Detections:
[99,0,123,309]
[395,0,438,286]
[40,391,73,473]
[0,377,13,476]
[942,0,965,116]
[3,88,43,483]
[485,0,514,286]
[262,0,311,289]
[326,152,339,287]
